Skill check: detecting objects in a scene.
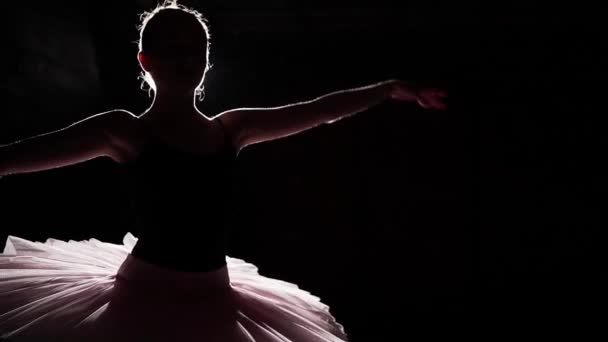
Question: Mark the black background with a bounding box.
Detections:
[0,0,604,339]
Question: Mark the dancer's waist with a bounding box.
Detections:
[117,253,230,292]
[129,228,228,272]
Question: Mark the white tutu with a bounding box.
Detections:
[0,233,348,341]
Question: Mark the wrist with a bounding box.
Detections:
[386,79,419,102]
[382,79,400,99]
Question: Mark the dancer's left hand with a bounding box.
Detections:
[414,87,448,110]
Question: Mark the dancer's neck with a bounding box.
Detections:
[145,90,201,121]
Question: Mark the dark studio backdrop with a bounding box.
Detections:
[0,0,604,338]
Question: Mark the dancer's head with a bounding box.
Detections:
[137,0,211,97]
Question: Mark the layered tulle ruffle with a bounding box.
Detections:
[0,233,347,341]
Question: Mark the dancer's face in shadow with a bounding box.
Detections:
[138,13,208,95]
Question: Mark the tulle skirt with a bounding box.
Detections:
[0,233,348,341]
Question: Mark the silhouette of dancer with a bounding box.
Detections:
[0,1,446,340]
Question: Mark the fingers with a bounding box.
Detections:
[421,88,448,110]
[433,101,448,110]
[424,88,448,97]
[417,97,433,109]
[434,89,448,97]
[418,94,448,110]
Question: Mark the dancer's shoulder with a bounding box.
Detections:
[85,109,138,129]
[94,109,146,163]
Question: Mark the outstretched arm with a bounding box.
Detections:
[0,110,131,177]
[219,79,447,149]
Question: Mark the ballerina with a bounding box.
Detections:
[0,1,447,341]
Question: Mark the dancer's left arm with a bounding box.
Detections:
[219,79,447,150]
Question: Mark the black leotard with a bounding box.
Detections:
[124,118,237,272]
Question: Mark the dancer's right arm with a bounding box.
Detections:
[0,110,133,177]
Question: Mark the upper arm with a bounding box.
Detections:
[213,109,250,153]
[218,102,318,149]
[101,110,141,162]
[61,109,136,161]
[215,103,317,151]
[37,111,116,158]
[0,110,135,176]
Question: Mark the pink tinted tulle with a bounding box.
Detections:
[0,233,348,341]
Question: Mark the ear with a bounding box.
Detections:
[138,51,151,72]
